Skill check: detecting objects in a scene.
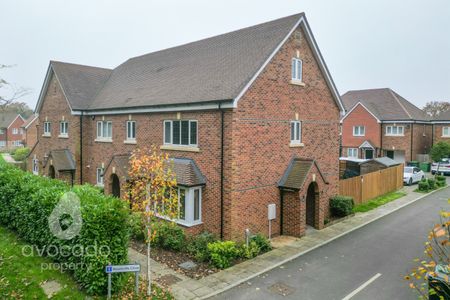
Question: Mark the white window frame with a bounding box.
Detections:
[32,159,39,175]
[385,125,404,136]
[0,140,5,148]
[0,129,4,134]
[163,120,198,147]
[291,58,303,82]
[59,121,68,137]
[43,122,51,136]
[443,127,450,137]
[353,126,365,136]
[126,121,136,141]
[348,148,358,158]
[12,128,18,135]
[96,121,112,141]
[290,121,302,144]
[96,168,104,186]
[12,140,22,147]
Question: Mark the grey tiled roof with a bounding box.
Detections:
[371,157,400,167]
[433,110,450,121]
[88,13,304,110]
[342,88,429,121]
[51,61,112,110]
[0,113,20,128]
[48,149,76,171]
[278,158,327,190]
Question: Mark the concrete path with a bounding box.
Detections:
[129,184,448,299]
[1,153,16,163]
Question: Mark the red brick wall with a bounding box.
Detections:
[227,26,341,240]
[433,124,450,145]
[24,119,39,148]
[6,115,25,148]
[341,104,381,154]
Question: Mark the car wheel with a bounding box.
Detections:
[432,171,436,175]
[421,175,425,181]
[408,178,413,186]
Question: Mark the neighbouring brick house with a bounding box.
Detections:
[431,111,450,145]
[340,88,432,163]
[21,114,39,148]
[29,13,345,240]
[0,112,25,149]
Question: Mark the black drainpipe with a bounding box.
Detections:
[431,123,435,147]
[279,188,284,235]
[380,123,383,157]
[79,112,83,184]
[219,103,225,240]
[410,123,414,161]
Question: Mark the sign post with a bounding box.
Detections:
[105,263,141,299]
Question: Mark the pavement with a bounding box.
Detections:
[1,153,17,163]
[128,182,449,300]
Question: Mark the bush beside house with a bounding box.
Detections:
[330,196,354,217]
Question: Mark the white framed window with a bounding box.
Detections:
[291,58,303,82]
[353,126,365,136]
[0,140,5,147]
[126,121,136,140]
[12,128,18,135]
[348,148,358,158]
[60,121,68,136]
[290,121,302,144]
[96,121,112,140]
[12,140,22,147]
[386,125,404,136]
[43,122,51,136]
[443,127,450,137]
[163,120,198,146]
[96,168,104,186]
[0,129,4,134]
[177,187,202,226]
[32,159,39,175]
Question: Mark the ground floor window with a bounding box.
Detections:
[0,140,5,148]
[96,168,104,186]
[32,159,39,175]
[347,148,358,158]
[155,187,202,226]
[12,140,22,147]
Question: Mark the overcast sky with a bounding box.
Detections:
[1,0,449,110]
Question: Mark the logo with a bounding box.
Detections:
[48,191,82,240]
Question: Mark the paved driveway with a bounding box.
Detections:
[213,187,450,300]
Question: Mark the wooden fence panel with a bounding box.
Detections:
[339,164,404,205]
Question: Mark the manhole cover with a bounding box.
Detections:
[157,274,182,286]
[268,282,295,296]
[179,260,198,270]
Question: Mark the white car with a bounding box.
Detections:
[431,159,450,175]
[403,166,425,185]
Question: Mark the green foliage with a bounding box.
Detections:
[207,241,239,269]
[428,178,436,189]
[153,221,185,251]
[129,212,146,242]
[251,234,272,253]
[186,232,217,262]
[353,191,407,213]
[418,180,430,191]
[436,175,446,182]
[430,141,450,162]
[12,147,30,161]
[330,196,354,217]
[0,162,130,295]
[239,240,260,259]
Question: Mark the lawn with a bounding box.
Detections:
[353,191,407,213]
[0,226,87,299]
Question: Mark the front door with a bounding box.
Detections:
[386,150,394,160]
[111,174,120,198]
[306,183,317,227]
[365,149,374,159]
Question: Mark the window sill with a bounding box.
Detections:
[42,134,51,138]
[32,171,39,175]
[124,139,137,145]
[96,183,104,188]
[442,136,450,138]
[290,80,306,86]
[58,135,69,139]
[385,134,405,137]
[155,214,202,227]
[290,142,305,148]
[353,135,365,137]
[95,138,113,143]
[160,145,200,152]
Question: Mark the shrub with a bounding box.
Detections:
[330,196,354,217]
[436,175,446,182]
[186,232,217,262]
[437,180,447,187]
[129,212,146,242]
[418,180,430,191]
[12,147,30,161]
[0,162,129,295]
[428,178,436,190]
[251,234,272,253]
[207,241,239,269]
[239,240,260,259]
[153,221,185,251]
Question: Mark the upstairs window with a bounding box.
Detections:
[164,120,198,146]
[290,121,302,144]
[291,58,303,82]
[43,122,51,136]
[97,121,112,140]
[386,125,404,136]
[353,126,365,136]
[12,128,18,135]
[60,121,68,136]
[0,129,4,134]
[126,121,136,140]
[96,168,104,186]
[443,127,450,137]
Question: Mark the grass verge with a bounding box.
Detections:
[353,191,407,213]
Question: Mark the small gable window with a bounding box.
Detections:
[43,122,51,136]
[290,121,302,144]
[291,58,303,82]
[60,121,68,137]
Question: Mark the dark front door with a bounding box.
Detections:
[111,174,120,198]
[386,150,394,159]
[365,149,374,159]
[306,183,317,227]
[49,166,56,179]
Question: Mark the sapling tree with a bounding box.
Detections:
[125,146,178,296]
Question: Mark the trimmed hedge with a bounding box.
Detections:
[330,196,354,217]
[12,147,30,161]
[418,180,430,191]
[0,163,130,295]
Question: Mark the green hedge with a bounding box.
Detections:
[12,147,30,161]
[330,196,354,217]
[0,162,130,295]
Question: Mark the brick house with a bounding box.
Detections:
[21,114,39,148]
[0,112,25,149]
[341,88,432,163]
[432,111,450,146]
[29,13,344,240]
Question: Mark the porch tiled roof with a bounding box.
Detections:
[278,158,328,190]
[47,149,76,171]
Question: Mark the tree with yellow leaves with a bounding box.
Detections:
[406,206,450,299]
[125,146,178,296]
